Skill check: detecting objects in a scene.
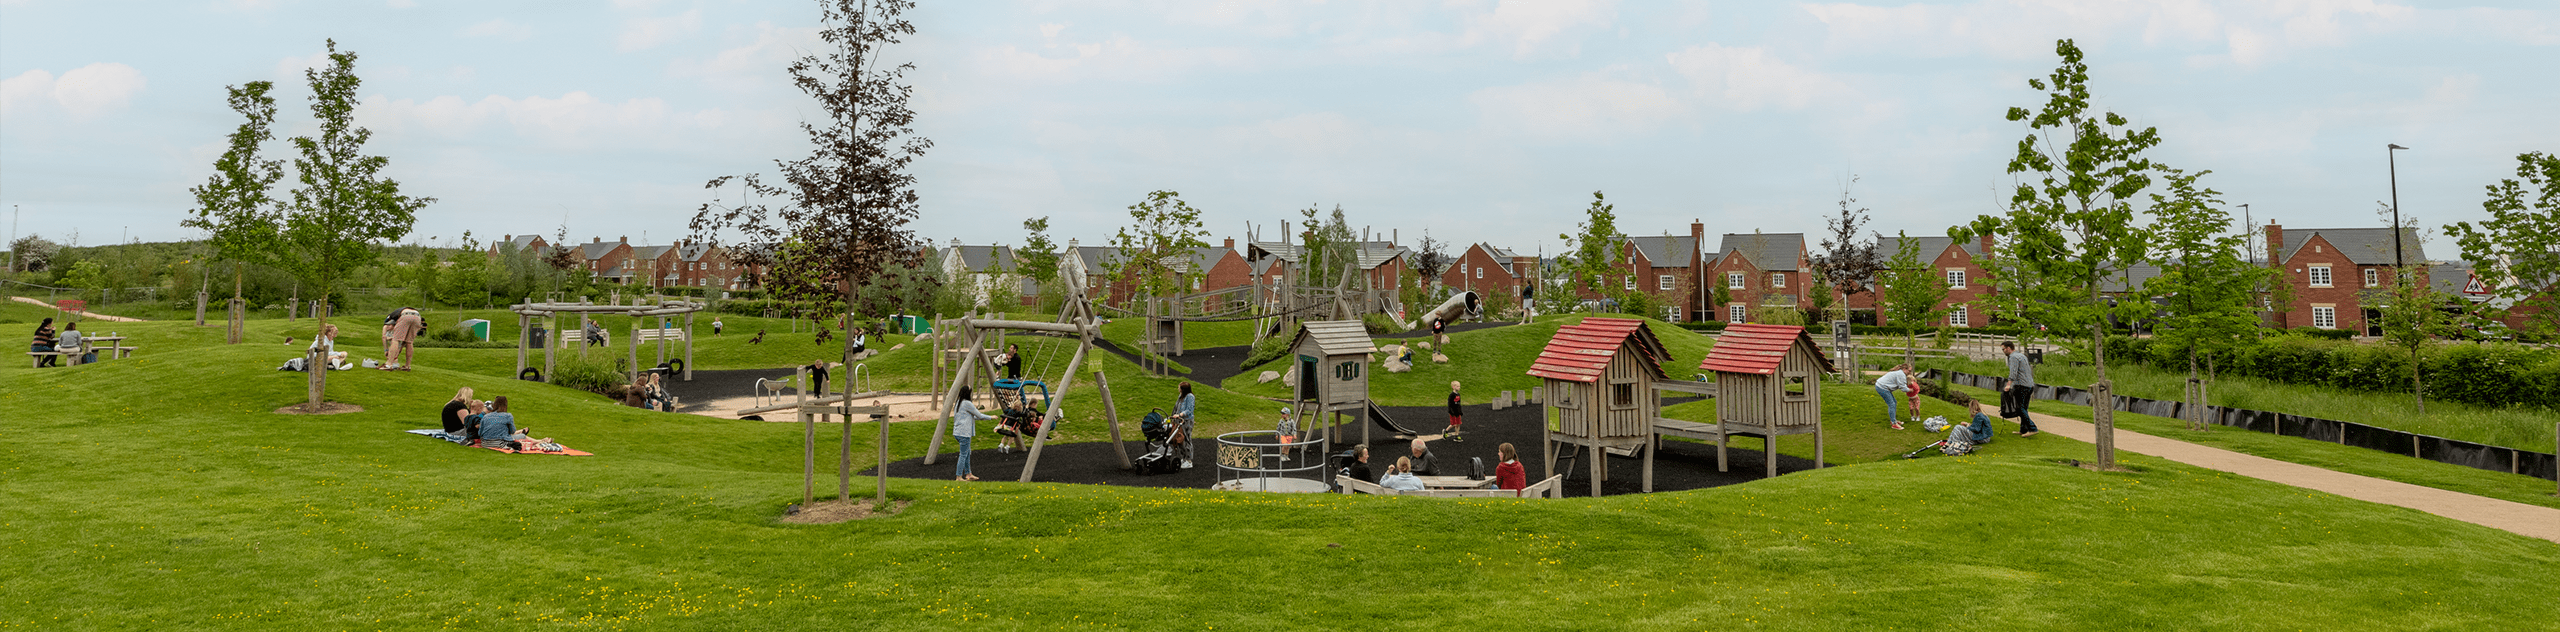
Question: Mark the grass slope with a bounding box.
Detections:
[9,348,2558,629]
[1220,315,1719,407]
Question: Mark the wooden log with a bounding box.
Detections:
[921,321,984,465]
[1017,334,1093,483]
[515,312,529,380]
[682,312,694,382]
[1095,371,1133,469]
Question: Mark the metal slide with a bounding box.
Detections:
[1364,401,1425,439]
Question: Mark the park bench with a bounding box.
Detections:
[1339,474,1565,498]
[26,350,76,368]
[636,328,688,343]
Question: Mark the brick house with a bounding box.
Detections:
[1442,242,1541,302]
[490,234,549,258]
[2265,224,2427,334]
[1703,233,1808,323]
[673,240,740,290]
[1857,233,1995,328]
[1190,239,1252,293]
[577,237,634,285]
[1623,225,1704,321]
[628,244,677,289]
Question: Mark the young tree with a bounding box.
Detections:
[1556,191,1621,309]
[1812,175,1885,323]
[185,40,431,411]
[440,231,492,308]
[1293,204,1358,288]
[1109,190,1212,303]
[1952,39,2162,468]
[179,79,284,335]
[2444,151,2560,339]
[1412,233,1450,293]
[7,235,61,273]
[1876,231,1951,368]
[2377,265,2453,415]
[2142,169,2271,430]
[1017,217,1062,313]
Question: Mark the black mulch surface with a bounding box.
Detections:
[665,368,810,414]
[869,399,1825,498]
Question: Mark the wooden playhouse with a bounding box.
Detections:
[1527,317,1672,497]
[1669,322,1836,478]
[1288,320,1378,443]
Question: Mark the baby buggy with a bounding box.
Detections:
[1133,408,1186,475]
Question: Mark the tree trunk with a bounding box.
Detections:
[2201,354,2216,432]
[229,265,244,344]
[841,284,884,506]
[307,305,328,410]
[2187,351,2201,431]
[2090,292,2115,469]
[2411,347,2426,417]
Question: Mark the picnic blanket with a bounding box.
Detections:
[405,429,594,456]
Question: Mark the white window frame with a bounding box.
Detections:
[1667,306,1683,321]
[2364,268,2378,288]
[1770,272,1786,288]
[1657,274,1674,291]
[1729,304,1746,322]
[2309,265,2332,288]
[1946,269,1967,289]
[1726,272,1745,289]
[1476,268,1484,279]
[2312,306,2337,329]
[1624,276,1635,290]
[1950,305,1969,327]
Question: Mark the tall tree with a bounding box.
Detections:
[1017,216,1061,312]
[1109,190,1212,303]
[1556,191,1620,308]
[186,40,431,410]
[690,0,928,505]
[1812,175,1884,323]
[2444,151,2560,339]
[1875,231,1951,367]
[2142,168,2271,430]
[1412,233,1451,292]
[1952,39,2161,468]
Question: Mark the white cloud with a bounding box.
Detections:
[1799,0,2424,66]
[461,19,533,41]
[358,91,768,151]
[974,35,1249,83]
[619,9,702,52]
[670,22,824,91]
[1468,67,1683,140]
[0,69,53,117]
[0,63,145,118]
[1665,44,1850,111]
[1455,0,1617,59]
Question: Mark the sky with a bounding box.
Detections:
[2,0,2554,262]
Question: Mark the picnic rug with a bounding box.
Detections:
[404,429,594,456]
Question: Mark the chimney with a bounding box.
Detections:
[2264,223,2285,265]
[1691,220,1705,265]
[618,236,627,244]
[1979,233,1994,258]
[503,234,512,243]
[1223,237,1235,249]
[592,236,600,243]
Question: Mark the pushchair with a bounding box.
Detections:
[1133,408,1185,475]
[1903,413,1996,459]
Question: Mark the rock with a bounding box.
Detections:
[1281,370,1298,387]
[1384,359,1412,373]
[890,343,906,351]
[1431,352,1450,364]
[1257,370,1281,384]
[1415,341,1434,350]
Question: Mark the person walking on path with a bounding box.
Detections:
[948,385,989,481]
[1874,363,1914,430]
[2002,341,2041,437]
[1442,380,1466,442]
[1173,382,1198,469]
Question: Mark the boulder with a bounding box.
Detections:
[1281,370,1298,387]
[1431,352,1450,364]
[1257,370,1281,384]
[1415,341,1433,350]
[1384,359,1412,373]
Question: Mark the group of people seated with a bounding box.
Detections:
[28,318,96,367]
[622,370,675,411]
[439,387,555,451]
[1342,439,1529,493]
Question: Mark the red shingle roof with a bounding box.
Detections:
[1698,323,1835,376]
[1525,317,1671,384]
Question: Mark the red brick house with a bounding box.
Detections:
[1704,233,1808,323]
[2265,224,2427,334]
[1442,242,1539,299]
[490,234,549,258]
[628,244,678,288]
[1624,226,1704,322]
[577,237,634,285]
[673,240,740,290]
[1855,233,1996,328]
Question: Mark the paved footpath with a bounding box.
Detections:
[11,296,146,322]
[1975,402,2560,544]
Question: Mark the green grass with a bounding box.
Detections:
[1918,356,2559,453]
[10,345,2559,629]
[1659,381,1998,465]
[1220,314,1720,407]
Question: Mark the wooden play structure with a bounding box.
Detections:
[922,268,1136,483]
[1662,323,1836,478]
[1527,317,1674,497]
[507,295,707,384]
[1287,320,1376,446]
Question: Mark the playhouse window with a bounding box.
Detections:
[1610,381,1637,410]
[1335,361,1361,381]
[1784,372,1810,402]
[1551,384,1578,410]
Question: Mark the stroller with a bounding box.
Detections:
[1903,413,1996,459]
[1133,408,1185,475]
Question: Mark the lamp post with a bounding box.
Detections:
[2388,144,2408,269]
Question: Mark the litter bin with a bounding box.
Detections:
[528,326,547,348]
[2025,348,2044,364]
[909,315,931,335]
[460,318,491,341]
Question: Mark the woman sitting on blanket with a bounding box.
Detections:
[475,396,554,450]
[442,387,482,438]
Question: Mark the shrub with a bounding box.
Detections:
[550,354,630,398]
[2108,330,2557,410]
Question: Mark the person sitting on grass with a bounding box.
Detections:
[1494,442,1526,492]
[30,317,58,367]
[1380,457,1426,491]
[442,387,480,438]
[1407,438,1438,476]
[310,324,350,370]
[1874,363,1914,430]
[948,385,990,482]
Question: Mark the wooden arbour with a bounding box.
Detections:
[507,297,707,384]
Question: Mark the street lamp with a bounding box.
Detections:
[2388,144,2409,269]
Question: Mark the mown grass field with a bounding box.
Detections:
[1220,315,1719,407]
[11,304,2560,629]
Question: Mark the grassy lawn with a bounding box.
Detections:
[1220,315,1720,407]
[1918,356,2558,453]
[1658,381,1996,466]
[11,343,2559,629]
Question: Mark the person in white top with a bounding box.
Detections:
[1873,363,1914,430]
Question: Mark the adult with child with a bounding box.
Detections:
[997,343,1022,380]
[1494,443,1526,492]
[382,307,422,371]
[381,307,404,362]
[30,317,58,367]
[474,397,554,450]
[948,385,990,481]
[1380,457,1426,491]
[1172,382,1198,469]
[1873,362,1914,430]
[2001,341,2042,437]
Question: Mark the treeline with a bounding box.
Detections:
[3,236,603,312]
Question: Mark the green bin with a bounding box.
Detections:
[460,318,490,341]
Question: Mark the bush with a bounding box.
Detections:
[2107,332,2558,410]
[1241,332,1294,371]
[550,354,630,398]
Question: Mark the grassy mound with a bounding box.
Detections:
[1220,314,1718,406]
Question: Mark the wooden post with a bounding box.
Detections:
[515,312,529,379]
[194,291,208,326]
[543,313,557,383]
[627,320,641,382]
[1095,370,1133,469]
[841,372,856,502]
[798,366,813,506]
[1018,332,1093,483]
[1642,436,1655,493]
[921,320,983,464]
[227,298,244,344]
[682,311,695,382]
[874,371,889,506]
[1588,440,1603,498]
[930,316,942,409]
[1815,422,1826,470]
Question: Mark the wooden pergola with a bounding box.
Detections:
[507,297,709,383]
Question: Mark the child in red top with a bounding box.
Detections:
[1443,380,1464,442]
[1494,442,1526,493]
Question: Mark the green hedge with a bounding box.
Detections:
[2106,334,2560,410]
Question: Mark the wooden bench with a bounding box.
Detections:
[636,328,688,343]
[557,330,602,347]
[26,350,76,368]
[1340,474,1565,498]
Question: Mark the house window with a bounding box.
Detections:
[2312,306,2337,329]
[1666,306,1682,321]
[1950,306,1969,327]
[2309,265,2332,288]
[1476,268,1484,279]
[1727,272,1745,289]
[1624,276,1635,290]
[1457,263,1466,276]
[1770,272,1786,288]
[2364,268,2379,287]
[1783,372,1810,402]
[1658,275,1674,291]
[1729,305,1746,322]
[1947,269,1967,289]
[1610,381,1636,410]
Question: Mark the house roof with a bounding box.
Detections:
[1526,317,1671,384]
[1698,323,1835,376]
[2431,262,2478,299]
[949,244,1015,273]
[2099,262,2167,293]
[677,242,717,262]
[629,245,674,262]
[577,241,624,260]
[1292,320,1376,356]
[1627,235,1696,268]
[1183,246,1237,273]
[1478,243,1524,274]
[1069,246,1125,275]
[503,234,545,250]
[1873,235,1981,265]
[2280,227,2426,266]
[1717,233,1806,271]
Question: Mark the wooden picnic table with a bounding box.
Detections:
[1413,475,1496,490]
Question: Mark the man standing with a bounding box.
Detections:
[2002,341,2040,437]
